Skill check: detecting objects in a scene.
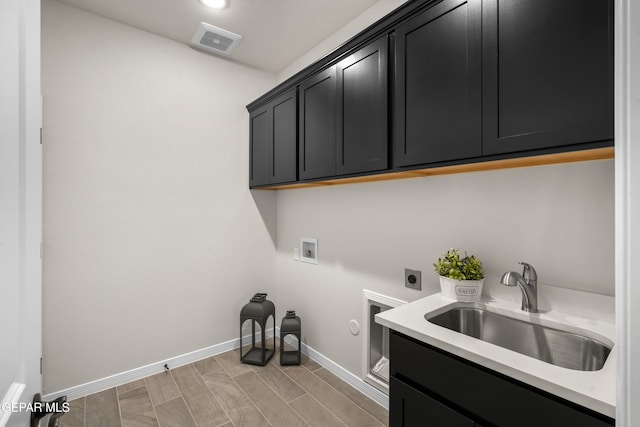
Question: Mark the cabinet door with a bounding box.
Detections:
[249,89,297,187]
[482,0,614,155]
[390,377,475,427]
[299,67,337,180]
[336,36,388,175]
[249,106,270,187]
[390,331,615,427]
[271,89,297,184]
[394,0,481,168]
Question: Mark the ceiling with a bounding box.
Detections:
[55,0,382,74]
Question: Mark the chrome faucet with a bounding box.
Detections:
[501,262,538,313]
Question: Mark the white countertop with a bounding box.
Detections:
[375,293,616,418]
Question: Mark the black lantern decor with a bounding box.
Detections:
[240,293,276,366]
[280,310,301,365]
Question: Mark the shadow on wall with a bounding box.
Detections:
[273,160,615,296]
[250,189,277,246]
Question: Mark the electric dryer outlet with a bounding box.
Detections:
[405,268,421,290]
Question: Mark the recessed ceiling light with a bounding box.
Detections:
[201,0,228,9]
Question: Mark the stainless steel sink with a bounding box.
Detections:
[425,306,611,371]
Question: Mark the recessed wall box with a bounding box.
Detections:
[363,290,407,395]
[300,238,318,264]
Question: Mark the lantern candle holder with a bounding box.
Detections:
[239,293,275,366]
[280,310,301,366]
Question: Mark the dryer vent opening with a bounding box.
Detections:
[363,290,407,395]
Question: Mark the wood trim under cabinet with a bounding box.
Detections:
[254,147,614,190]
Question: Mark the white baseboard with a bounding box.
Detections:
[44,328,389,411]
[43,329,275,402]
[282,335,389,410]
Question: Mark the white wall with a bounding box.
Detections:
[41,0,277,393]
[274,161,615,375]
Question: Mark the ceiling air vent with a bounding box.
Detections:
[191,22,242,55]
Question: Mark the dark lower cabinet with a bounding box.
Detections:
[390,377,475,427]
[394,0,482,168]
[482,0,614,155]
[389,331,615,427]
[249,88,297,187]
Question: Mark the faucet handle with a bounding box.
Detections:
[518,262,537,283]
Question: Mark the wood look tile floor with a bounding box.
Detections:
[59,345,388,427]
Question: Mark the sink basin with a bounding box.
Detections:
[425,305,611,371]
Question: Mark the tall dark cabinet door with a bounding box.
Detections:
[482,0,614,155]
[271,89,297,184]
[394,0,482,168]
[249,107,270,187]
[299,67,337,180]
[336,36,388,175]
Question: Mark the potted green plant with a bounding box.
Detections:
[434,248,485,302]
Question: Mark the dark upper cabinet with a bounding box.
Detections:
[300,36,389,181]
[336,36,389,175]
[299,67,337,180]
[249,107,270,187]
[271,90,298,183]
[249,88,297,187]
[482,0,614,155]
[248,0,614,188]
[394,0,482,168]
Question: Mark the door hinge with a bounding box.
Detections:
[40,128,43,145]
[40,357,43,374]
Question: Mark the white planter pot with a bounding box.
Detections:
[439,276,484,302]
